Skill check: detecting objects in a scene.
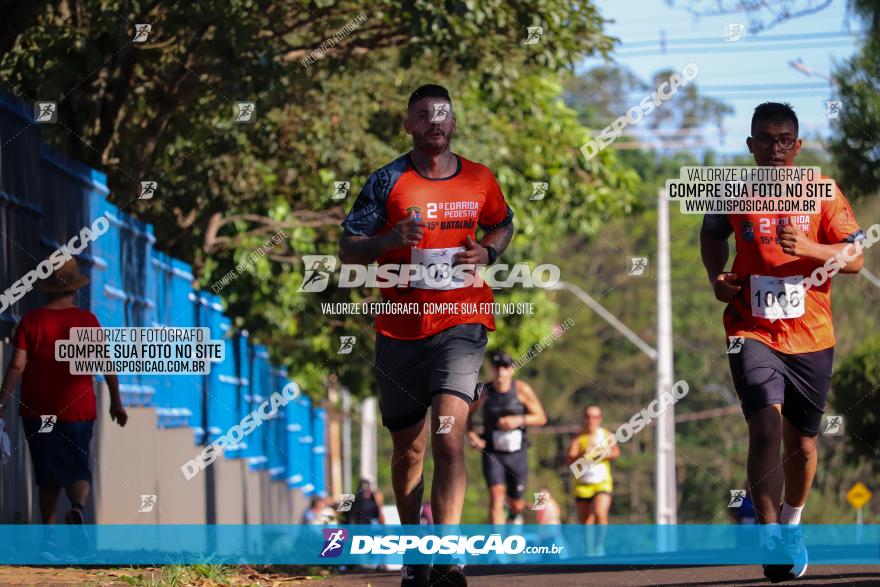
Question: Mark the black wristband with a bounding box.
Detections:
[485,245,498,265]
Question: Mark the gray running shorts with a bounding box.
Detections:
[374,323,487,431]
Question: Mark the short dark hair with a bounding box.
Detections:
[408,84,451,108]
[751,102,799,136]
[491,351,514,367]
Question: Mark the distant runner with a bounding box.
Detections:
[346,479,386,525]
[339,84,515,587]
[467,351,547,524]
[567,405,619,527]
[700,102,865,583]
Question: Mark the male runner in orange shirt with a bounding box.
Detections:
[340,84,514,587]
[700,102,865,583]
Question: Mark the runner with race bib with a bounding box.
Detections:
[566,405,619,527]
[700,102,866,584]
[340,84,514,587]
[467,351,547,525]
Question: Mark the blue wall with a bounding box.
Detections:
[0,87,324,498]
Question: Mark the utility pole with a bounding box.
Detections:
[342,388,352,493]
[656,188,678,529]
[327,376,343,498]
[360,397,378,485]
[549,191,678,529]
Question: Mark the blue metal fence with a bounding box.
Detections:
[0,87,323,498]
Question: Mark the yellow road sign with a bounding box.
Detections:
[847,482,872,509]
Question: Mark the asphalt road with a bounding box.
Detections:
[324,565,880,586]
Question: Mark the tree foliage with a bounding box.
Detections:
[832,333,880,472]
[664,0,833,33]
[828,0,880,199]
[0,0,637,395]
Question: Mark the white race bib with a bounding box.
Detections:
[492,429,523,453]
[750,275,806,320]
[580,430,610,484]
[580,461,609,484]
[411,247,466,290]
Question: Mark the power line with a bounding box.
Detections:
[621,30,862,48]
[696,82,829,91]
[615,39,855,58]
[609,141,828,151]
[595,82,828,92]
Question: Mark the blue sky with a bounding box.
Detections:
[580,0,864,155]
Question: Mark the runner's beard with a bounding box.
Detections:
[417,128,453,155]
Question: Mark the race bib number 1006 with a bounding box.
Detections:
[750,274,805,320]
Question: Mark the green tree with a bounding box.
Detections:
[566,64,733,157]
[832,333,880,471]
[828,0,880,198]
[0,0,638,396]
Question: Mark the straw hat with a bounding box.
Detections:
[35,258,89,292]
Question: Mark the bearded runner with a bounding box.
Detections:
[339,84,514,587]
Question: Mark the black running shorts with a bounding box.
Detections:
[374,323,487,431]
[728,338,834,436]
[22,419,94,487]
[482,448,528,500]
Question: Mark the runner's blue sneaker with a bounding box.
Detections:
[762,526,807,583]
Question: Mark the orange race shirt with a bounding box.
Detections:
[342,153,513,340]
[702,178,864,354]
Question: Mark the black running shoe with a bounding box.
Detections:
[401,564,431,587]
[430,564,467,586]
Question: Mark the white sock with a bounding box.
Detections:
[780,502,804,525]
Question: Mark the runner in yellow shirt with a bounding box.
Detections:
[566,405,619,524]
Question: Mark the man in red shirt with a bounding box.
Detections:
[700,102,865,582]
[340,84,514,587]
[0,258,127,525]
